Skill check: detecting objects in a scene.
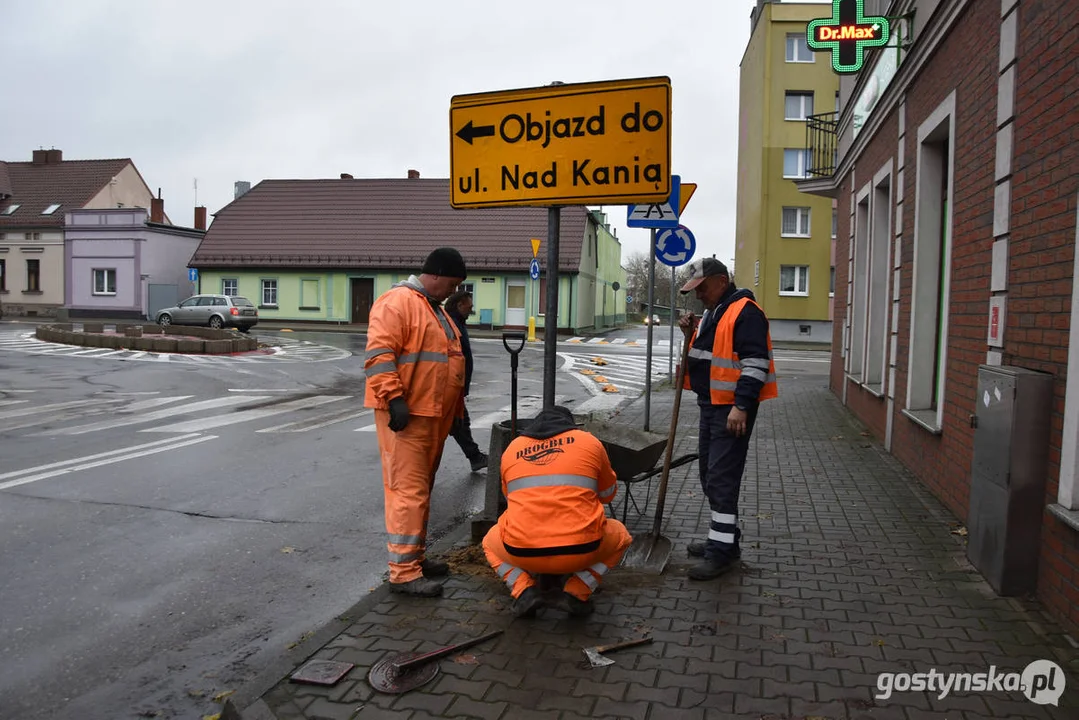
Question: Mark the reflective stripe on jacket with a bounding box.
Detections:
[499,429,618,556]
[363,278,466,417]
[683,297,778,404]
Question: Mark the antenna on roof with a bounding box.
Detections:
[193,178,198,206]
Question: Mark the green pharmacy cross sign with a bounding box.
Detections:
[807,0,890,74]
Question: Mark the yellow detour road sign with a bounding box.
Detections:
[678,183,697,216]
[450,77,672,209]
[531,238,541,257]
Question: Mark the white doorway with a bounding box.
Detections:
[505,280,526,326]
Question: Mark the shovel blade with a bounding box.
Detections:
[620,533,673,573]
[583,648,614,668]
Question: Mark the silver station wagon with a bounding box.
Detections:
[155,294,259,332]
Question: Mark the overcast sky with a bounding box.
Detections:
[1,0,830,273]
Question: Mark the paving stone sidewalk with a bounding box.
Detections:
[231,375,1079,720]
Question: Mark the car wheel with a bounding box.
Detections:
[209,316,223,329]
[158,313,172,328]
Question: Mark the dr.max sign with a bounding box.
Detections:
[807,0,890,74]
[449,77,671,208]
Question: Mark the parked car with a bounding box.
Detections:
[155,294,258,331]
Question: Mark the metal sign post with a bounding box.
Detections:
[644,229,656,431]
[669,265,676,376]
[543,207,560,410]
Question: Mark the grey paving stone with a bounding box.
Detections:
[444,696,507,720]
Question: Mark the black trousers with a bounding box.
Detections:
[698,403,759,560]
[450,406,482,461]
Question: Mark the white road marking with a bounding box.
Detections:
[0,434,216,491]
[142,395,348,433]
[44,395,269,436]
[258,407,370,433]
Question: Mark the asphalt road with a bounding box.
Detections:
[0,322,829,719]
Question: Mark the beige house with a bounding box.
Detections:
[0,149,162,318]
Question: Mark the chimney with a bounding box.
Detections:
[407,169,420,179]
[194,206,207,231]
[150,192,165,224]
[340,173,353,179]
[46,149,63,164]
[32,150,48,165]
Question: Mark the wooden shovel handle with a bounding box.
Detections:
[650,334,693,536]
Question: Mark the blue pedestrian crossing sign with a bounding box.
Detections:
[529,257,540,280]
[188,268,198,282]
[626,175,681,229]
[655,225,696,267]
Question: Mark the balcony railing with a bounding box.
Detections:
[805,111,839,178]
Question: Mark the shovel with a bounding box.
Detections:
[620,331,692,573]
[502,331,526,438]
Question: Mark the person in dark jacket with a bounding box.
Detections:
[677,258,778,580]
[445,289,489,472]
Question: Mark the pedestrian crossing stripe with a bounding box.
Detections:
[0,331,352,363]
[0,391,576,438]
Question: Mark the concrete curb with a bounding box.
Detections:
[220,515,478,720]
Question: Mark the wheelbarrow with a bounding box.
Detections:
[581,419,698,526]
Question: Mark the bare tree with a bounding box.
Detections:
[623,250,704,317]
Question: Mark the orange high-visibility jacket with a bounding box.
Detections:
[499,429,618,556]
[363,278,466,417]
[683,297,778,404]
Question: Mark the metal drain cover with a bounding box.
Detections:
[367,652,440,694]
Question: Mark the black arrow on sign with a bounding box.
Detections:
[456,120,496,145]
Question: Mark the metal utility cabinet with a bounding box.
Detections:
[967,365,1054,596]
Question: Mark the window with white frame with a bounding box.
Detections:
[92,269,116,295]
[222,278,238,296]
[783,149,811,179]
[784,92,814,120]
[785,33,814,62]
[832,208,838,238]
[779,265,809,296]
[906,93,955,429]
[864,172,893,391]
[261,279,278,307]
[781,207,811,237]
[849,195,870,379]
[830,266,836,297]
[754,260,760,287]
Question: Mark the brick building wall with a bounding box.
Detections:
[1009,0,1079,630]
[829,0,1079,634]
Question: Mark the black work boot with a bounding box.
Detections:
[388,577,444,597]
[687,541,707,557]
[687,547,740,581]
[470,453,489,473]
[421,558,450,578]
[556,592,595,617]
[512,587,543,619]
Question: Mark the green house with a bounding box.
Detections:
[189,176,627,332]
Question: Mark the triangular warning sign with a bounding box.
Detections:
[530,238,541,257]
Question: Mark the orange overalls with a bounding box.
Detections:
[364,278,466,584]
[482,428,632,601]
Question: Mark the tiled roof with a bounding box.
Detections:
[189,178,589,273]
[0,158,133,228]
[0,162,12,198]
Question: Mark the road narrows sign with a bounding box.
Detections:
[450,77,672,209]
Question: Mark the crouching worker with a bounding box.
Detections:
[482,406,632,618]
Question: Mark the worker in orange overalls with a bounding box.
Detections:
[364,247,468,597]
[482,405,632,618]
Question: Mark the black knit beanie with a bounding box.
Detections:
[422,247,467,279]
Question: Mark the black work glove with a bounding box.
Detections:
[388,396,410,432]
